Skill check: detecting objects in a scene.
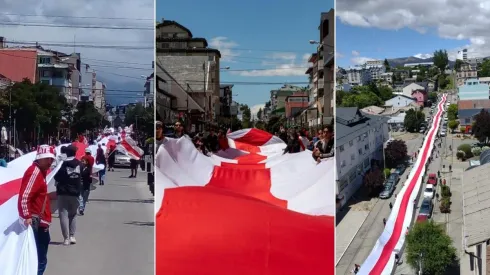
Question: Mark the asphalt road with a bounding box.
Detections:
[45,169,154,275]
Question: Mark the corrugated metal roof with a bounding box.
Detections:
[0,49,37,82]
[458,100,490,110]
[463,163,490,246]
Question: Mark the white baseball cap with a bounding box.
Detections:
[35,145,56,160]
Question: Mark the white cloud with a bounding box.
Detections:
[250,104,265,120]
[351,50,360,56]
[209,37,239,62]
[0,0,153,87]
[337,51,344,58]
[414,53,433,59]
[232,52,310,77]
[337,0,490,59]
[351,56,376,65]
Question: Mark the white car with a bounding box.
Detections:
[424,184,435,199]
[440,131,446,137]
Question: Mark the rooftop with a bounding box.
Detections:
[458,99,490,110]
[463,163,490,246]
[0,49,37,82]
[336,107,389,146]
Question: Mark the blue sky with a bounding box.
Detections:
[336,21,469,68]
[157,0,334,113]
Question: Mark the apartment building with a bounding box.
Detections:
[336,107,389,209]
[156,20,221,128]
[457,62,478,87]
[321,9,334,125]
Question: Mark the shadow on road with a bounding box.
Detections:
[124,221,154,227]
[50,241,65,246]
[444,261,460,275]
[88,198,154,204]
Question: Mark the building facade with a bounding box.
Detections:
[156,20,221,127]
[384,95,416,108]
[269,85,303,117]
[457,99,490,128]
[321,9,334,125]
[93,80,106,115]
[336,108,390,209]
[285,92,308,119]
[457,63,478,87]
[458,79,490,100]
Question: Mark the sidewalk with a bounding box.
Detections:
[336,134,423,275]
[45,169,154,275]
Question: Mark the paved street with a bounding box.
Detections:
[45,169,154,275]
[336,132,424,275]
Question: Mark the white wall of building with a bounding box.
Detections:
[385,95,415,108]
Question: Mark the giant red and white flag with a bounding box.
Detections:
[155,128,334,275]
[116,136,144,160]
[0,142,105,275]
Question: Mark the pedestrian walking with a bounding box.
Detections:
[54,145,82,246]
[18,145,55,275]
[79,157,92,216]
[383,218,386,226]
[449,164,452,172]
[443,178,446,185]
[389,202,393,209]
[96,144,106,185]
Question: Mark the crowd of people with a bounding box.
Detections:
[158,120,335,162]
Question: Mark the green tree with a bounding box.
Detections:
[240,104,251,128]
[478,59,490,77]
[384,58,390,71]
[385,139,408,168]
[378,86,394,101]
[71,101,103,134]
[0,79,67,144]
[341,91,382,108]
[428,92,438,103]
[363,169,385,196]
[266,115,285,133]
[428,67,439,78]
[336,90,346,106]
[473,109,490,143]
[125,103,154,138]
[454,59,463,71]
[437,74,449,90]
[433,49,449,72]
[406,221,457,275]
[448,120,459,133]
[257,108,263,121]
[404,108,425,132]
[447,104,458,120]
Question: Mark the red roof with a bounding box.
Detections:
[0,49,37,83]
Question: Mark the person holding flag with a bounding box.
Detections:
[17,145,56,275]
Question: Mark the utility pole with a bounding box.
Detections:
[9,88,12,146]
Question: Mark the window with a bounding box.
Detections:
[363,157,370,169]
[339,145,344,152]
[365,144,370,150]
[339,179,348,192]
[349,140,354,146]
[41,70,51,77]
[53,70,63,78]
[465,118,471,124]
[341,160,346,167]
[40,80,50,85]
[39,57,51,64]
[160,43,170,48]
[358,148,363,155]
[348,170,356,183]
[351,154,355,161]
[208,56,214,61]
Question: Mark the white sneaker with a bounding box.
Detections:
[63,239,70,246]
[70,236,76,244]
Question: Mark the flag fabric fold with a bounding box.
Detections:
[156,128,334,275]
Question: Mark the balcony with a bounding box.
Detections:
[318,79,324,90]
[317,58,324,71]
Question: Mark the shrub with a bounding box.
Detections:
[482,146,490,152]
[456,150,466,160]
[440,197,451,213]
[471,147,482,156]
[441,185,451,198]
[457,144,473,157]
[384,168,391,179]
[460,126,467,133]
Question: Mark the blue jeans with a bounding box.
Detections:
[78,189,90,211]
[34,227,50,275]
[98,169,106,183]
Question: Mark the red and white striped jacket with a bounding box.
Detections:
[17,163,51,227]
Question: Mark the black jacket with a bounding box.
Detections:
[54,157,82,196]
[316,138,334,158]
[81,164,92,190]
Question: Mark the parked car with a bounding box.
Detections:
[395,164,406,175]
[428,173,437,185]
[418,198,433,218]
[419,127,426,133]
[416,215,429,223]
[379,181,395,199]
[440,131,446,137]
[423,184,435,199]
[388,173,400,184]
[114,151,131,168]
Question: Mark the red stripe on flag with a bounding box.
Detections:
[0,178,21,206]
[121,139,142,160]
[233,128,272,146]
[156,186,334,275]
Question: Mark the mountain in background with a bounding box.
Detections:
[97,75,146,106]
[387,56,456,68]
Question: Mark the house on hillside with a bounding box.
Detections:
[412,89,428,107]
[385,95,416,108]
[402,82,428,98]
[458,99,490,131]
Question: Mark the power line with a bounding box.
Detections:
[6,41,152,50]
[0,22,153,30]
[0,12,153,21]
